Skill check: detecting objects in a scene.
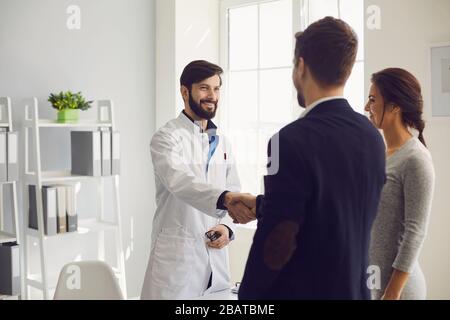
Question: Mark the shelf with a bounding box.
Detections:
[0,181,15,185]
[77,219,119,234]
[26,219,118,239]
[0,123,9,127]
[25,171,115,183]
[25,119,112,128]
[22,98,126,299]
[26,274,56,290]
[0,231,16,244]
[0,295,19,300]
[41,171,99,183]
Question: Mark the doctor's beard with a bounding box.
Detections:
[189,91,218,120]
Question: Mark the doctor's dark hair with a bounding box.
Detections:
[371,68,427,147]
[294,16,358,87]
[180,60,223,90]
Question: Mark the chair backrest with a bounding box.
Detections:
[53,260,123,300]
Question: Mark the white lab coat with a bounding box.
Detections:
[141,112,240,300]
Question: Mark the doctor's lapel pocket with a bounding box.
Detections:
[150,232,196,291]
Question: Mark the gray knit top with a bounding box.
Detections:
[369,137,435,296]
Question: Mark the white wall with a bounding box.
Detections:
[155,0,177,130]
[0,0,156,299]
[155,0,220,129]
[175,0,220,112]
[365,0,450,299]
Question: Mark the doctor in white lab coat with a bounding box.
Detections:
[141,60,254,300]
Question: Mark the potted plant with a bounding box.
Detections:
[48,91,93,123]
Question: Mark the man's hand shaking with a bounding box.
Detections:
[224,192,257,224]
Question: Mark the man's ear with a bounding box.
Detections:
[296,57,305,78]
[181,85,189,101]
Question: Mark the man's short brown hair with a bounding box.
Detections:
[295,16,358,87]
[180,60,223,90]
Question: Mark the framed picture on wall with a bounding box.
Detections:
[430,42,450,117]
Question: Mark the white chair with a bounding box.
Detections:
[53,261,124,300]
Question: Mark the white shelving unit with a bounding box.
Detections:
[0,97,22,299]
[22,98,127,300]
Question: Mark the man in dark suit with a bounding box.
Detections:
[228,17,386,299]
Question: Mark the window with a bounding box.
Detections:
[305,0,365,114]
[220,0,364,196]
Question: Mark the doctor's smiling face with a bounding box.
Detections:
[184,74,221,120]
[180,60,224,123]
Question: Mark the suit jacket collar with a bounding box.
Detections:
[302,98,351,118]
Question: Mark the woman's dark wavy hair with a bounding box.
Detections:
[371,68,427,147]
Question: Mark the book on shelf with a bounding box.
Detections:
[0,130,18,182]
[28,185,57,236]
[55,186,67,234]
[0,130,6,182]
[71,131,102,177]
[0,242,20,296]
[6,131,18,182]
[111,131,120,175]
[101,130,111,176]
[66,185,77,232]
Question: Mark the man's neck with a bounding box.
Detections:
[304,85,344,107]
[183,108,208,131]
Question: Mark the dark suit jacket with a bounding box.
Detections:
[238,99,386,300]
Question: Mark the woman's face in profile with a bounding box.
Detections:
[365,84,387,129]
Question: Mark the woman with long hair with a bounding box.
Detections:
[365,68,435,300]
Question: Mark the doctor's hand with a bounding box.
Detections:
[224,192,257,224]
[206,225,230,250]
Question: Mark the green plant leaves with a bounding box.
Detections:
[48,91,93,111]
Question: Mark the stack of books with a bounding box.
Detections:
[71,130,120,177]
[28,185,78,235]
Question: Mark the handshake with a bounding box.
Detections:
[223,192,257,224]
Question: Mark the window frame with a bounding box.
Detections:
[219,0,303,195]
[219,0,303,129]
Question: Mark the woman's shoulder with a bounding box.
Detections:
[401,138,435,179]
